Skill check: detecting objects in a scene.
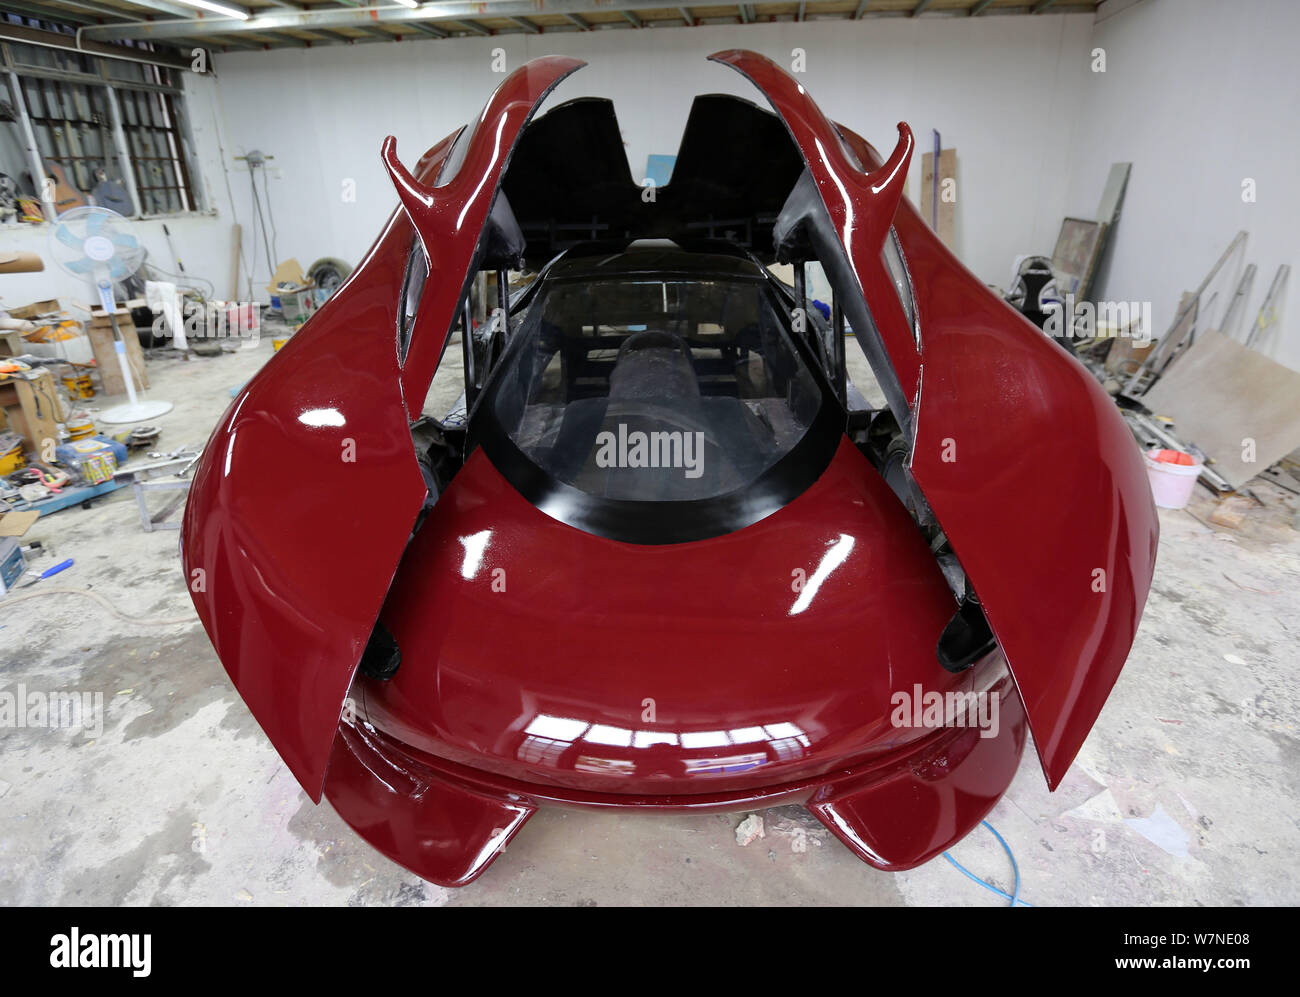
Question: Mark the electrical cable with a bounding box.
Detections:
[942,820,1034,907]
[143,260,215,299]
[0,586,195,626]
[210,106,254,302]
[248,165,274,284]
[246,179,260,302]
[260,163,279,266]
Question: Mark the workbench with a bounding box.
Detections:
[0,369,64,456]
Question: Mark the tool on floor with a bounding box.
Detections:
[19,557,73,588]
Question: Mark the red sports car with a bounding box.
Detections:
[181,50,1158,887]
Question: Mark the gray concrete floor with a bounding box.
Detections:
[1,331,1297,906]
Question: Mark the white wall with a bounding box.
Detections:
[15,3,1294,371]
[1065,0,1300,369]
[210,14,1094,297]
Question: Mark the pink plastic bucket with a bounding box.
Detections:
[1144,448,1202,510]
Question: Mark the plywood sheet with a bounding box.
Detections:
[1143,330,1300,488]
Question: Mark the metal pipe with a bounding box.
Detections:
[832,296,846,405]
[104,85,144,218]
[497,269,509,341]
[6,71,54,222]
[82,1,817,41]
[461,296,477,407]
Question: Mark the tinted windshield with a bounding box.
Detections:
[492,275,823,501]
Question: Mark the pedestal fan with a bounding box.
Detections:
[49,206,172,423]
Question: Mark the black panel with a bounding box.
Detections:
[501,95,807,267]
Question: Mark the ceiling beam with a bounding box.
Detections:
[969,0,996,13]
[911,0,934,15]
[0,2,96,24]
[621,10,641,26]
[408,22,447,38]
[565,12,589,29]
[188,31,262,50]
[853,0,871,19]
[331,0,441,35]
[509,15,539,33]
[269,30,308,47]
[678,7,693,25]
[21,0,137,20]
[796,1,805,21]
[81,1,861,41]
[312,28,356,44]
[0,20,193,66]
[1031,0,1060,10]
[118,0,212,17]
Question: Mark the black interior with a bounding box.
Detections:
[501,95,806,267]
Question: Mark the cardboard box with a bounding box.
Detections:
[266,258,317,325]
[275,287,316,324]
[7,298,60,321]
[0,510,39,538]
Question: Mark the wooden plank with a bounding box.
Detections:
[921,149,936,225]
[920,148,957,250]
[230,222,242,300]
[1143,330,1300,488]
[936,147,956,250]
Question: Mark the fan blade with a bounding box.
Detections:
[65,258,94,275]
[111,233,139,251]
[109,259,128,280]
[54,225,83,250]
[86,211,106,236]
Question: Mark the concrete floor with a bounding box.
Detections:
[2,329,1298,906]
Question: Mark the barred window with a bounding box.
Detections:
[0,16,202,219]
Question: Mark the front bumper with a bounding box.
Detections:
[322,668,1027,887]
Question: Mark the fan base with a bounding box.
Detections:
[99,400,174,424]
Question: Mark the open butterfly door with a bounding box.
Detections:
[182,57,584,801]
[711,50,1157,789]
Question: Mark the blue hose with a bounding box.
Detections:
[942,819,1034,907]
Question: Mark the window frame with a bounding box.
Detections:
[0,27,204,221]
[397,237,429,366]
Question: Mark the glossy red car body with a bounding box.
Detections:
[182,51,1157,888]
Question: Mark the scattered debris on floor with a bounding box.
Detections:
[765,808,830,853]
[735,814,765,846]
[1208,495,1257,529]
[1124,804,1192,859]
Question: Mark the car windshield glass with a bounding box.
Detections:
[492,275,823,501]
